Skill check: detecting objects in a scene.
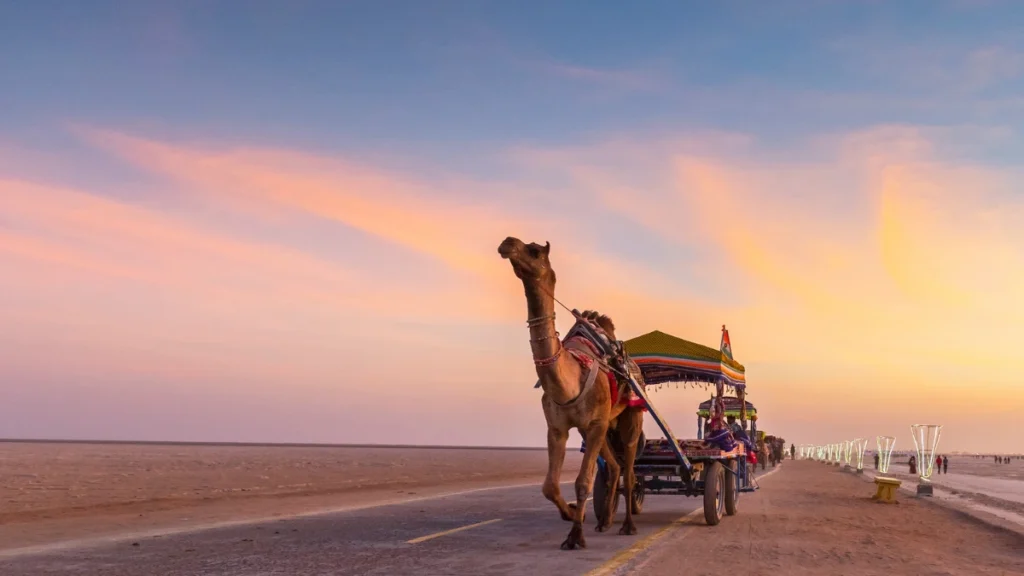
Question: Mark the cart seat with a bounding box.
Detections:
[642,438,746,459]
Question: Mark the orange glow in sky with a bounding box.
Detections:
[2,3,1023,453]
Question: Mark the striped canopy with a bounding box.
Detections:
[696,396,756,418]
[624,330,746,389]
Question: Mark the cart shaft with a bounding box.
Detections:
[625,373,694,482]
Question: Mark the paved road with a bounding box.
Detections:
[1,481,718,576]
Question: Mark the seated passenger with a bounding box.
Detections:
[726,415,744,437]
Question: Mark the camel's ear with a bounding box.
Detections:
[542,241,550,255]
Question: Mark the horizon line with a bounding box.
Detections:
[0,438,549,451]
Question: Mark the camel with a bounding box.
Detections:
[763,436,785,467]
[498,237,644,551]
[774,438,786,466]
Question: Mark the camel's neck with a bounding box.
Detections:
[524,283,555,326]
[524,282,580,404]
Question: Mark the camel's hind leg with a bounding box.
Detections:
[617,410,643,536]
[595,438,620,532]
[542,427,574,522]
[562,421,608,550]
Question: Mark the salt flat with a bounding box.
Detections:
[0,441,582,551]
[933,473,1024,504]
[870,454,1024,532]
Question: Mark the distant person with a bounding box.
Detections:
[936,455,943,474]
[790,443,795,460]
[874,452,880,470]
[909,455,917,475]
[726,415,744,437]
[943,456,948,474]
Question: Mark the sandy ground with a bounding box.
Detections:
[635,460,1024,576]
[0,441,581,552]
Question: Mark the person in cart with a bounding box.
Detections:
[726,414,744,436]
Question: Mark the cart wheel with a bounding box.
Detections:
[592,462,619,524]
[630,477,644,514]
[703,461,725,526]
[724,459,739,516]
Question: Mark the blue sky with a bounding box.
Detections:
[5,0,1024,156]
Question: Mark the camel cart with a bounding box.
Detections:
[697,396,758,439]
[593,328,757,527]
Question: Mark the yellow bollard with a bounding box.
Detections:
[872,476,901,503]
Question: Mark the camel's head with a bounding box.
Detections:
[497,236,555,287]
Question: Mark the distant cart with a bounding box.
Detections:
[593,328,758,526]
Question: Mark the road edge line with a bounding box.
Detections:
[406,518,503,544]
[585,463,785,576]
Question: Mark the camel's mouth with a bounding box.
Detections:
[497,237,522,260]
[498,237,552,283]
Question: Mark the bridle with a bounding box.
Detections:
[527,312,561,367]
[527,310,592,407]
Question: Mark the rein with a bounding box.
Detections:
[525,293,636,408]
[526,284,632,379]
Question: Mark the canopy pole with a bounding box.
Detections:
[738,387,747,424]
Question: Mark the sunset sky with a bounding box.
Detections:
[2,1,1022,453]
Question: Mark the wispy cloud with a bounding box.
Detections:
[77,128,540,283]
[534,60,664,92]
[0,178,357,300]
[829,33,1024,94]
[965,46,1024,90]
[74,127,740,335]
[450,23,667,94]
[511,126,1024,380]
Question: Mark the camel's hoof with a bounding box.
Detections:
[561,503,577,522]
[560,537,586,550]
[595,522,613,533]
[618,522,638,536]
[560,525,586,550]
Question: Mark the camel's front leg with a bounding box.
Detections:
[562,421,608,550]
[542,427,574,522]
[595,439,620,532]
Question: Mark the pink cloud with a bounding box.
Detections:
[509,127,1024,383]
[77,129,543,284]
[76,128,743,336]
[1,178,358,302]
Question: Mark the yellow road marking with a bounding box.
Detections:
[584,510,701,576]
[585,464,785,576]
[405,518,503,544]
